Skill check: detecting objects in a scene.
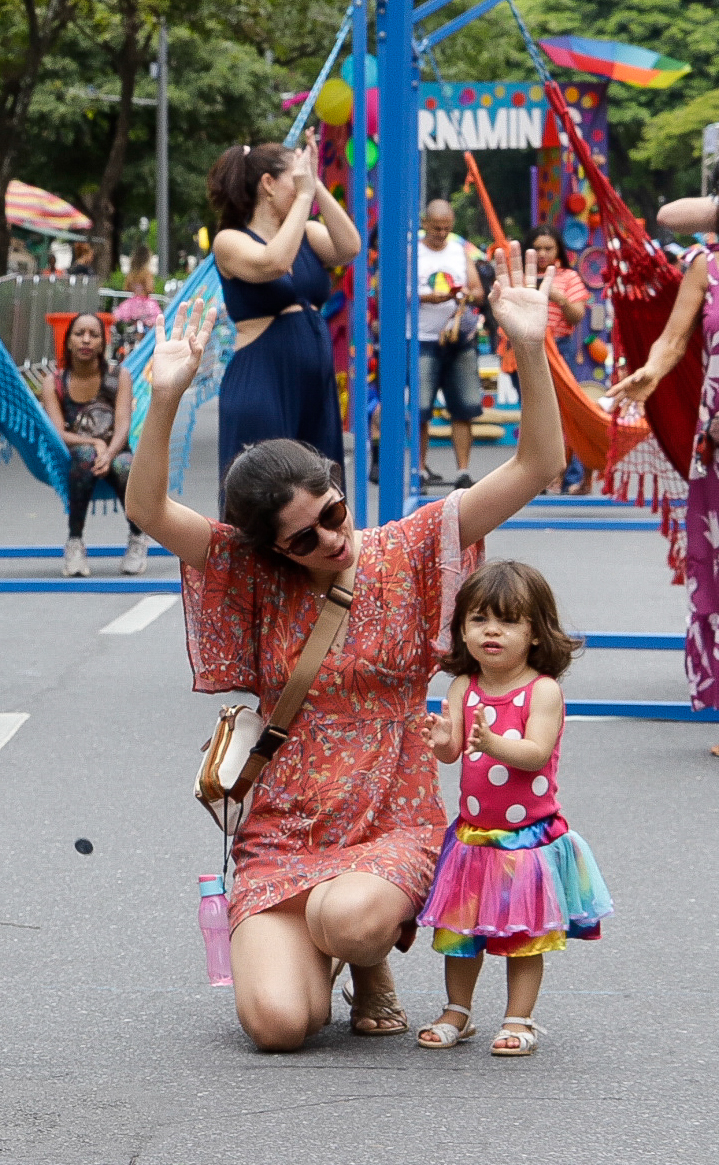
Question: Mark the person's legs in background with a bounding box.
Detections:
[64,445,97,576]
[443,342,483,489]
[419,341,443,489]
[108,451,148,574]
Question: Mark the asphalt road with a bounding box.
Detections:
[1,399,717,1164]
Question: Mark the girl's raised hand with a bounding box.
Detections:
[152,299,217,400]
[421,699,453,752]
[465,706,494,755]
[488,241,554,348]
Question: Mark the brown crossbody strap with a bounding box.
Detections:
[230,555,357,800]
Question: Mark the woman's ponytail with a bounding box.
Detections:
[208,143,292,231]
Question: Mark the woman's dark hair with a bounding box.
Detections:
[222,439,343,554]
[522,225,569,270]
[129,243,151,272]
[63,313,108,377]
[441,560,583,680]
[207,143,293,231]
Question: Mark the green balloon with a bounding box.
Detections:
[345,137,379,170]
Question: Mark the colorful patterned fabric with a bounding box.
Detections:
[180,492,481,932]
[418,814,612,958]
[685,246,719,710]
[460,676,563,829]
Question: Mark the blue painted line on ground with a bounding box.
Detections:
[427,697,719,722]
[0,579,181,593]
[0,545,172,558]
[500,519,662,531]
[582,633,685,650]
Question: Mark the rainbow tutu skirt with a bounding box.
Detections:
[417,814,613,957]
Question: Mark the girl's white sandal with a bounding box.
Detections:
[417,1004,476,1049]
[490,1015,546,1056]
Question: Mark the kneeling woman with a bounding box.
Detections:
[126,243,565,1052]
[42,313,147,577]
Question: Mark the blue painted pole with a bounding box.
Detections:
[407,45,422,497]
[351,0,369,528]
[376,0,413,522]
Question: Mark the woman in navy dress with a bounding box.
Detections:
[208,128,360,487]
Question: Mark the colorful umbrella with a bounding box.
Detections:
[5,179,92,234]
[538,37,691,89]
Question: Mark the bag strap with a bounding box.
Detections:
[227,553,358,804]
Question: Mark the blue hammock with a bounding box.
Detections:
[0,338,71,509]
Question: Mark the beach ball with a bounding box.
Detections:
[345,137,379,170]
[341,53,378,88]
[315,78,353,126]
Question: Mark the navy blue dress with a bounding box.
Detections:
[217,229,345,484]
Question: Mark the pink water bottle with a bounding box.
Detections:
[198,875,233,986]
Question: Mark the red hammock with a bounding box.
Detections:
[464,150,650,470]
[542,81,703,481]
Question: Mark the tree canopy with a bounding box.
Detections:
[0,0,717,273]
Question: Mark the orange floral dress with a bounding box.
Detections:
[181,492,481,933]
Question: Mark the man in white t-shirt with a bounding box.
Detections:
[418,200,483,489]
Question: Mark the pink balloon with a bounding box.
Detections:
[352,88,379,136]
[367,88,378,136]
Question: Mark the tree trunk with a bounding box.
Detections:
[87,7,143,281]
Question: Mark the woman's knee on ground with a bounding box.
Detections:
[234,982,325,1051]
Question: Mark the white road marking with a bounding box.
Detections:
[99,595,179,635]
[0,713,29,750]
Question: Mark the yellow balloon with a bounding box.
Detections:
[315,78,353,126]
[197,226,210,253]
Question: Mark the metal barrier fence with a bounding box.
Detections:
[0,273,101,367]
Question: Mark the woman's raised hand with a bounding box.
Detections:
[291,131,318,199]
[488,241,554,347]
[152,299,217,400]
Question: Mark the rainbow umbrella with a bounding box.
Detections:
[5,179,92,234]
[538,36,691,89]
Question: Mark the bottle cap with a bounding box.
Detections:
[198,874,225,897]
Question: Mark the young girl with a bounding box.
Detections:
[417,561,612,1055]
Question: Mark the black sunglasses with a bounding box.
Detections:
[275,495,348,558]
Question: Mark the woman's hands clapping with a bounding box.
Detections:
[488,241,554,348]
[152,298,217,402]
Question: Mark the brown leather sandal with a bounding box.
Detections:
[341,981,409,1036]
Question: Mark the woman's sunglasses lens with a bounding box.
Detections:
[286,497,347,557]
[322,499,347,529]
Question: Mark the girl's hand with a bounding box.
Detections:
[152,299,217,401]
[465,706,495,755]
[606,364,660,411]
[488,241,554,347]
[421,699,453,752]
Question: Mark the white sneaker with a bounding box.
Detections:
[62,538,90,578]
[121,532,148,575]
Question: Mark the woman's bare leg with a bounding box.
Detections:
[306,872,414,1033]
[230,897,331,1052]
[306,872,413,964]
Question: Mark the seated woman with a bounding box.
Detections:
[41,313,148,577]
[126,243,565,1053]
[113,244,161,330]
